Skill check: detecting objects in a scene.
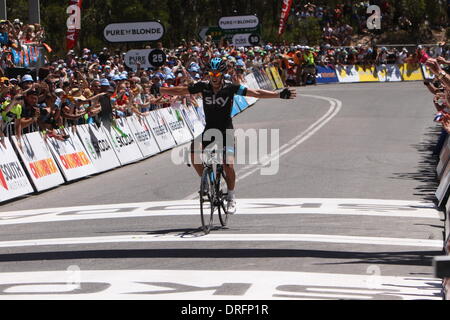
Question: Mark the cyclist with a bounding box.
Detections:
[160,57,296,214]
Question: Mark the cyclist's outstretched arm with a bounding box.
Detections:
[160,86,191,97]
[246,88,297,99]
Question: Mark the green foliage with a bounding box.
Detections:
[403,0,426,25]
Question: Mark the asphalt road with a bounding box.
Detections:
[0,82,445,300]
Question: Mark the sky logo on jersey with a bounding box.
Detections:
[204,96,230,107]
[0,168,7,190]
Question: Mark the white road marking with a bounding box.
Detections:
[0,198,440,226]
[184,94,343,200]
[0,233,442,249]
[0,270,440,300]
[237,95,342,182]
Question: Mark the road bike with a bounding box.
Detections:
[198,148,230,234]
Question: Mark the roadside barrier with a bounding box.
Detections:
[434,127,450,300]
[317,63,429,84]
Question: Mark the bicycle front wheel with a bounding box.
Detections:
[217,169,229,227]
[200,168,214,234]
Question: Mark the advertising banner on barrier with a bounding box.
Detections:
[382,64,402,82]
[11,132,64,192]
[244,73,259,106]
[422,65,436,80]
[399,63,424,81]
[160,105,193,145]
[195,98,207,125]
[0,139,34,202]
[265,67,278,90]
[127,115,161,158]
[269,67,284,89]
[104,118,143,165]
[77,124,121,173]
[231,99,241,117]
[245,72,260,90]
[316,66,339,84]
[235,95,249,112]
[355,65,380,82]
[180,104,205,138]
[437,136,450,180]
[261,68,275,90]
[336,65,359,83]
[436,162,450,206]
[46,131,97,182]
[145,109,177,151]
[253,68,271,90]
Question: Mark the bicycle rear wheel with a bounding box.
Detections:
[217,169,229,227]
[200,168,214,234]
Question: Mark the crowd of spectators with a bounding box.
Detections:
[1,17,450,148]
[424,56,450,145]
[0,18,45,70]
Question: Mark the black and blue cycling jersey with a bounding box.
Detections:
[188,80,247,131]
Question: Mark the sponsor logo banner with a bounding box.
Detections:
[279,0,293,35]
[243,73,259,106]
[399,63,424,81]
[218,15,259,30]
[316,66,339,84]
[66,0,83,50]
[265,67,278,90]
[380,64,402,82]
[336,65,360,83]
[235,95,249,112]
[145,110,177,151]
[104,21,165,43]
[180,104,205,138]
[77,124,121,173]
[0,139,33,202]
[159,106,193,145]
[355,65,380,82]
[231,99,241,117]
[127,115,161,158]
[11,132,64,192]
[46,131,97,181]
[269,67,285,89]
[103,118,143,165]
[422,65,436,80]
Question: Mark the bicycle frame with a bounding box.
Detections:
[199,148,229,234]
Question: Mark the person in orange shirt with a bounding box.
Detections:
[293,48,305,86]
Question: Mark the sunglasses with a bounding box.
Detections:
[208,72,222,78]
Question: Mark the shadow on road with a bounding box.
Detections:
[391,126,441,203]
[0,248,443,267]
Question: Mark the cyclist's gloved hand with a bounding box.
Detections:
[280,88,292,99]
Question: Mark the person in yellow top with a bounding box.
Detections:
[0,95,24,147]
[301,47,317,86]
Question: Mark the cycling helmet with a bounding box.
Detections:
[208,57,227,73]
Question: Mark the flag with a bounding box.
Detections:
[278,0,293,36]
[66,0,83,51]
